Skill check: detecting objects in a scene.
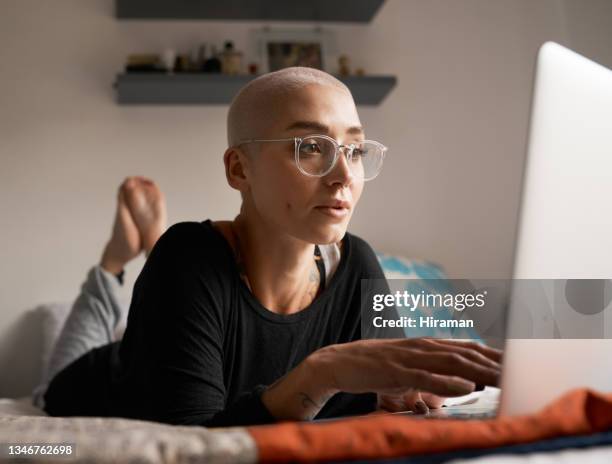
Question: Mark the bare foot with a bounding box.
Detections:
[100,178,143,275]
[122,176,167,255]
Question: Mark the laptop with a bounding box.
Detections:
[388,42,612,420]
[498,41,612,417]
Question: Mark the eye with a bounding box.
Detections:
[300,142,322,155]
[351,142,369,159]
[352,147,365,157]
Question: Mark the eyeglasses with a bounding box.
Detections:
[236,134,387,181]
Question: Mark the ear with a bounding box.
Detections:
[223,146,251,194]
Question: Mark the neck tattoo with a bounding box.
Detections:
[229,221,321,304]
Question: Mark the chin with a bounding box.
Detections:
[305,222,348,245]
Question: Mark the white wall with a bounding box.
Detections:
[1,0,611,397]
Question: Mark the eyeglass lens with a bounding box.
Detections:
[297,136,384,180]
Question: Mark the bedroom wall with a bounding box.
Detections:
[1,0,611,397]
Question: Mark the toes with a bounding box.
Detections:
[119,177,138,200]
[137,176,154,186]
[123,177,137,191]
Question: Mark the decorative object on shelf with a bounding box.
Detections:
[220,41,243,75]
[268,41,322,72]
[248,63,259,75]
[176,54,193,72]
[197,44,207,70]
[189,47,201,71]
[202,45,222,73]
[125,54,163,73]
[161,49,176,72]
[338,55,351,76]
[251,28,333,73]
[355,67,366,76]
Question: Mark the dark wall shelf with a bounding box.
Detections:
[114,73,397,106]
[115,0,385,22]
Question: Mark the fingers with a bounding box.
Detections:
[378,391,429,415]
[383,339,500,387]
[402,391,445,413]
[420,392,446,409]
[401,390,429,414]
[395,369,476,398]
[426,340,500,371]
[410,350,499,387]
[328,338,501,401]
[386,337,502,365]
[398,338,502,385]
[377,393,408,412]
[426,339,503,364]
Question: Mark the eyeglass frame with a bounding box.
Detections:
[235,134,388,181]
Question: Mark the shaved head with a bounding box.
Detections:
[222,66,365,246]
[227,67,353,147]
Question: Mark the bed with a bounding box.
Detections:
[2,389,612,463]
[2,255,611,463]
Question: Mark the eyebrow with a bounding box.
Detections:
[284,121,364,135]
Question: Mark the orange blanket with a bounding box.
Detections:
[248,389,612,463]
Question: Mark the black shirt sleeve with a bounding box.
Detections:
[115,223,276,426]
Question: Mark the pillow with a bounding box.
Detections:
[375,251,447,281]
[35,302,72,386]
[33,299,128,400]
[374,251,480,340]
[0,397,46,417]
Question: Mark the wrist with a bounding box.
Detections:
[305,347,341,397]
[261,352,338,421]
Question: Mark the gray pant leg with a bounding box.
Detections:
[32,265,126,409]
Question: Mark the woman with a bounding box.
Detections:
[40,67,501,426]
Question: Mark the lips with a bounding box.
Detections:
[315,206,350,219]
[314,199,351,219]
[317,199,351,209]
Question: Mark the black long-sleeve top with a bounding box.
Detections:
[46,219,393,426]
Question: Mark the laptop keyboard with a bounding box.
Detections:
[393,406,498,420]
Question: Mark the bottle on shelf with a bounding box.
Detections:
[202,45,222,73]
[220,41,243,75]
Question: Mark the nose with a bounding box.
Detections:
[324,146,355,187]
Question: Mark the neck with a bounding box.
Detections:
[231,212,320,315]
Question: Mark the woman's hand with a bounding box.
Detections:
[262,337,501,421]
[313,337,501,398]
[378,390,446,414]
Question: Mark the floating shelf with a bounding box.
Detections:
[115,0,385,23]
[114,73,397,106]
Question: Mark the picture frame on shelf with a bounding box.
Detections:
[268,41,323,72]
[250,28,336,74]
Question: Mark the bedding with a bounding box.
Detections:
[248,388,612,463]
[447,445,612,463]
[2,389,612,462]
[0,397,46,417]
[344,431,612,463]
[0,412,257,463]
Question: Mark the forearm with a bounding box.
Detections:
[261,351,338,421]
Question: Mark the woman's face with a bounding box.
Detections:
[245,83,365,245]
